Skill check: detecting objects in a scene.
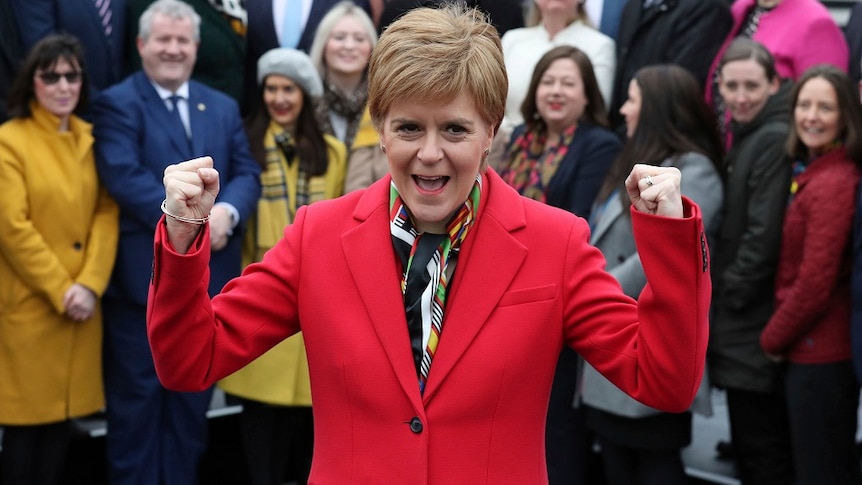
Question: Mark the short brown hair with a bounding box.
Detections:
[367,5,507,134]
[718,37,778,82]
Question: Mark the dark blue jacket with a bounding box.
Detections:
[506,122,621,220]
[11,0,127,95]
[92,71,261,305]
[852,185,862,382]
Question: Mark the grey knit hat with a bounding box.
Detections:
[256,48,323,98]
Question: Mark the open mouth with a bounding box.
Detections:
[413,175,449,192]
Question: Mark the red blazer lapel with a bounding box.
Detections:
[343,177,425,410]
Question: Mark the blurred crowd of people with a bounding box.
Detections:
[0,0,861,484]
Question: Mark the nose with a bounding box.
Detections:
[166,38,181,54]
[417,133,442,164]
[798,105,816,122]
[272,90,288,104]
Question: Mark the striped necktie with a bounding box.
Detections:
[168,95,192,150]
[94,0,113,37]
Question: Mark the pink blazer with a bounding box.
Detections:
[705,0,848,104]
[147,170,710,484]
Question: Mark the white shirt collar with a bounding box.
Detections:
[151,81,190,101]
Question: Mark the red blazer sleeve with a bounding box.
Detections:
[567,198,710,412]
[147,214,303,391]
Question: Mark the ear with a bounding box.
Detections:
[378,127,389,149]
[483,121,495,149]
[767,76,780,95]
[136,36,145,56]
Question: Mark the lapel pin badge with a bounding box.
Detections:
[197,103,206,111]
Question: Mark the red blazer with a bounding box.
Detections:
[147,169,710,484]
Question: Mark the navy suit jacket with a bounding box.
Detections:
[92,71,261,306]
[11,0,127,94]
[598,0,627,40]
[845,3,862,85]
[376,0,524,37]
[852,186,862,383]
[506,122,621,220]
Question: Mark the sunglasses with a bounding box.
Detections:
[38,71,82,85]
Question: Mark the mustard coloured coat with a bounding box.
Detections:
[0,103,119,425]
[218,128,346,406]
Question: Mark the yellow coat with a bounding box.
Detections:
[0,103,119,425]
[218,128,346,406]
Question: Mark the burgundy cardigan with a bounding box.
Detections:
[761,148,861,363]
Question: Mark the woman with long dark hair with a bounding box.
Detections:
[581,64,724,485]
[217,47,346,485]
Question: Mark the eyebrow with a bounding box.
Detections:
[389,116,476,126]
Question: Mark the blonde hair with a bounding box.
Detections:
[525,1,591,28]
[308,1,377,77]
[367,5,507,133]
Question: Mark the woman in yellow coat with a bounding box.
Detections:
[0,35,118,485]
[218,48,346,485]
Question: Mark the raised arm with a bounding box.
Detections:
[161,157,220,253]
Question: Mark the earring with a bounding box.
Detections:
[380,144,387,153]
[483,148,490,156]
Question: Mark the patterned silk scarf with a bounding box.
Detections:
[500,125,576,202]
[788,143,841,205]
[316,77,368,149]
[390,175,481,394]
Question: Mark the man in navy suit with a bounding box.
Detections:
[11,0,128,99]
[91,0,260,483]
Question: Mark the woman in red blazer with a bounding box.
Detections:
[147,6,711,484]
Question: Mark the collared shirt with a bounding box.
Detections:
[148,79,240,229]
[272,0,312,46]
[151,81,191,138]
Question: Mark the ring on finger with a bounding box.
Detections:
[645,175,654,187]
